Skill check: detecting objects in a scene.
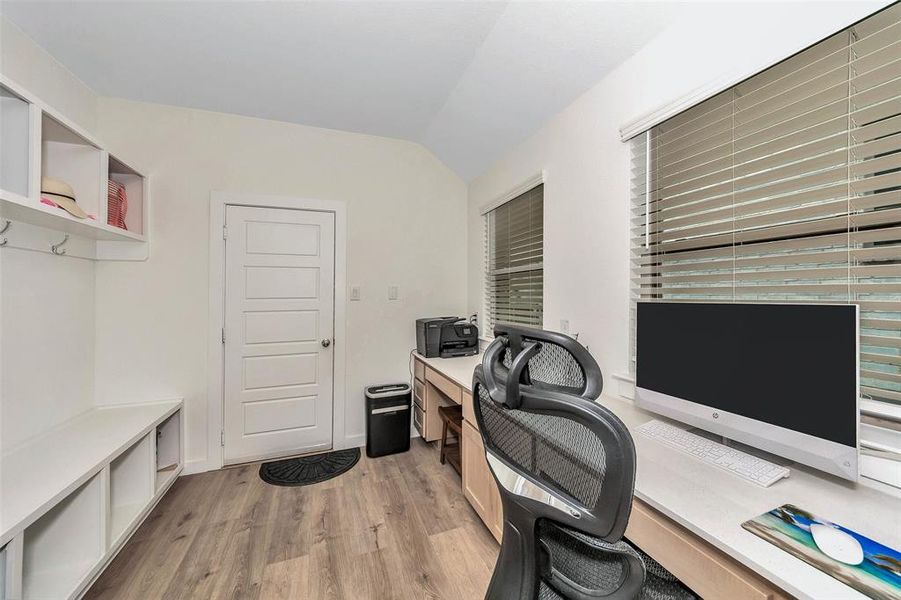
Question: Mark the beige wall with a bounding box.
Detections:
[1,16,469,467]
[0,16,101,449]
[1,249,96,450]
[467,2,886,388]
[0,16,98,132]
[94,98,467,471]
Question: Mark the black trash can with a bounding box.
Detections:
[365,383,412,458]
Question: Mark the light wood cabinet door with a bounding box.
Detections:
[462,421,502,542]
[462,390,476,428]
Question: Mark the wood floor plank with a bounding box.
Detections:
[430,526,495,599]
[259,555,309,600]
[85,439,500,599]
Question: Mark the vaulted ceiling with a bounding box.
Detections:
[1,1,681,179]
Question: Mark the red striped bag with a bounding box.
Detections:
[107,180,128,230]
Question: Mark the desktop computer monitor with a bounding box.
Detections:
[635,302,859,481]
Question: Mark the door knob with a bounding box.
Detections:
[321,339,331,348]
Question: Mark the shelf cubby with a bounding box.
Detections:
[155,412,181,492]
[107,155,145,236]
[22,475,103,600]
[40,113,104,221]
[109,433,154,546]
[0,85,31,199]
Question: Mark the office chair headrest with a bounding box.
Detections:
[481,324,603,410]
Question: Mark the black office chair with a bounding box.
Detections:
[472,324,697,600]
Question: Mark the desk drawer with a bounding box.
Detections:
[413,379,425,409]
[626,500,788,600]
[413,404,424,438]
[414,359,425,382]
[426,368,462,404]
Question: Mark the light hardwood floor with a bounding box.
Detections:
[85,439,500,600]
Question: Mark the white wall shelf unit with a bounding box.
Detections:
[0,76,149,261]
[0,400,183,600]
[1,544,6,600]
[1,540,8,600]
[0,86,30,200]
[1,537,22,600]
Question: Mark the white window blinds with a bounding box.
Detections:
[630,4,901,484]
[484,184,544,333]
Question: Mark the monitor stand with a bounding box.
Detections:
[687,426,794,467]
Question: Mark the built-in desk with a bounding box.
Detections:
[413,352,901,600]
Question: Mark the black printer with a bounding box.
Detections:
[416,317,479,358]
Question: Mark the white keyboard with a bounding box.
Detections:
[636,419,790,487]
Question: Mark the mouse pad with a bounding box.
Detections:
[742,504,901,600]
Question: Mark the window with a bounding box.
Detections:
[629,4,901,485]
[484,183,544,334]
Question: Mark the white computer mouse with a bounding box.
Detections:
[810,524,865,565]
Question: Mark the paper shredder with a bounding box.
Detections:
[365,383,412,458]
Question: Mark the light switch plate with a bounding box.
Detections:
[350,285,361,301]
[388,285,399,300]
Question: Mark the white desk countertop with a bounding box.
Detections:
[415,352,901,600]
[415,352,482,390]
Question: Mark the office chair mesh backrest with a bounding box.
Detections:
[474,325,697,600]
[476,383,607,507]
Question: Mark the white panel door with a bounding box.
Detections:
[224,205,335,464]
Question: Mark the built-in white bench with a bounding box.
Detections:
[1,400,183,600]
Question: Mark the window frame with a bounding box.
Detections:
[482,179,545,337]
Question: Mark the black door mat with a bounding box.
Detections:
[259,448,360,487]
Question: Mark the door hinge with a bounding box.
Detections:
[221,328,226,344]
[220,430,225,447]
[222,225,228,240]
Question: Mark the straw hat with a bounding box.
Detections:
[41,176,88,219]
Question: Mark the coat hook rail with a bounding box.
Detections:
[51,234,69,256]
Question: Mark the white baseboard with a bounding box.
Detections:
[183,457,216,476]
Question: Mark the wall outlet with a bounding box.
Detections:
[388,285,399,300]
[350,285,361,301]
[560,319,570,334]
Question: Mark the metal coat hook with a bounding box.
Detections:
[51,234,69,256]
[0,220,10,247]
